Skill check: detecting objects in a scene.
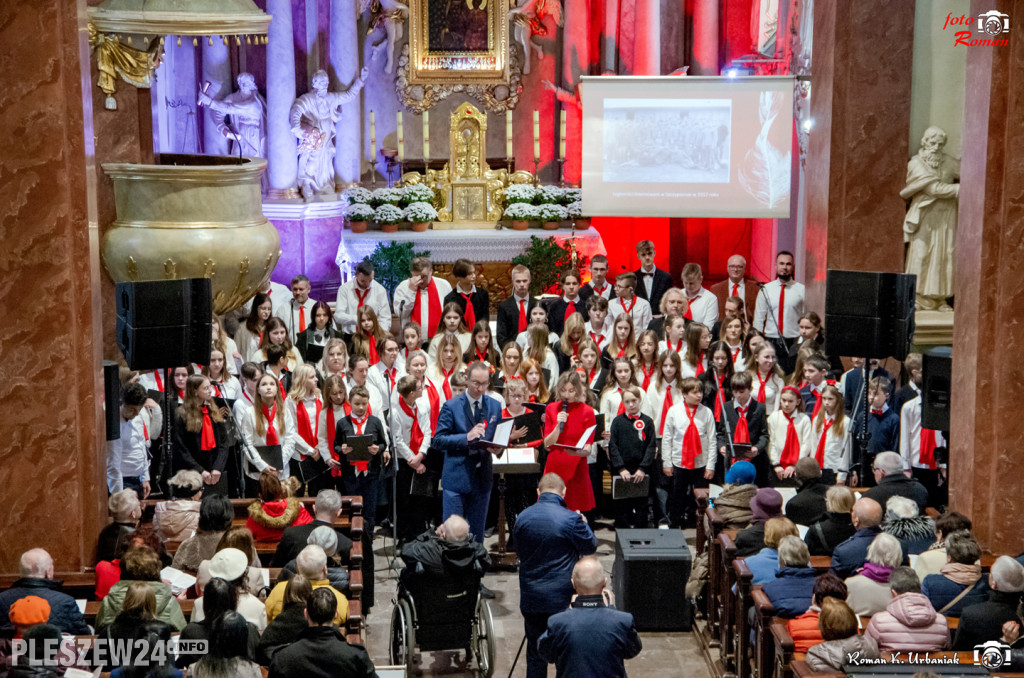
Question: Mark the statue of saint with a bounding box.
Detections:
[288,68,369,201]
[198,72,267,159]
[901,126,960,311]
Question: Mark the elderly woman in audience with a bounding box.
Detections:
[786,573,849,654]
[804,486,857,557]
[713,460,759,527]
[97,546,186,630]
[277,526,350,592]
[192,549,268,632]
[914,511,972,579]
[921,532,988,617]
[865,567,949,652]
[845,532,903,616]
[178,577,261,669]
[189,611,263,678]
[171,494,234,574]
[153,470,204,543]
[257,575,314,665]
[746,517,800,585]
[806,597,880,672]
[735,488,784,557]
[96,489,142,564]
[245,469,313,542]
[953,556,1024,650]
[882,495,936,556]
[762,536,818,618]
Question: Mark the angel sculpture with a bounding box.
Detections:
[364,0,409,74]
[508,0,563,74]
[541,79,580,109]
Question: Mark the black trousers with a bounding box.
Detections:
[668,466,708,527]
[912,467,947,508]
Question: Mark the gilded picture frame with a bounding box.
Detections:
[408,0,510,84]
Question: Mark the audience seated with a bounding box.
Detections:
[98,546,186,631]
[270,489,354,568]
[0,548,89,635]
[178,577,261,669]
[214,526,265,594]
[915,511,972,580]
[805,486,857,557]
[845,532,903,616]
[922,531,988,617]
[830,497,884,579]
[189,611,263,678]
[245,469,314,542]
[713,461,758,527]
[864,567,949,652]
[806,597,880,672]
[96,489,142,564]
[153,470,204,543]
[762,536,818,618]
[745,517,799,585]
[863,451,929,513]
[265,545,349,624]
[258,575,313,666]
[171,493,234,574]
[882,495,936,557]
[785,458,829,526]
[787,573,848,654]
[268,588,375,678]
[193,548,268,632]
[110,620,184,678]
[735,488,783,557]
[97,582,175,672]
[399,515,490,588]
[952,556,1024,650]
[277,526,350,592]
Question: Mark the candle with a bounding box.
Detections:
[397,111,404,162]
[370,111,376,159]
[532,110,540,161]
[559,109,567,159]
[423,111,429,160]
[506,110,513,158]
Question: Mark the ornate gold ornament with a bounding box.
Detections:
[394,43,525,113]
[405,0,510,85]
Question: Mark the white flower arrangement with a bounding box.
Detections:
[370,187,404,206]
[566,200,584,219]
[401,183,435,205]
[504,202,539,220]
[561,188,582,205]
[503,184,537,205]
[535,185,564,205]
[404,201,438,223]
[537,203,568,222]
[346,202,376,221]
[374,203,406,225]
[342,186,372,205]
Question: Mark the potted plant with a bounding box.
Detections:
[534,185,564,205]
[342,186,372,205]
[370,187,404,207]
[503,202,538,230]
[537,203,568,230]
[404,201,438,232]
[511,236,591,296]
[401,183,435,206]
[374,203,405,233]
[346,203,375,233]
[560,188,582,206]
[504,183,536,205]
[566,200,590,229]
[368,241,431,299]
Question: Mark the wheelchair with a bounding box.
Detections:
[388,564,496,676]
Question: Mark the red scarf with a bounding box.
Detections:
[363,333,379,365]
[154,370,164,392]
[639,363,655,390]
[756,371,769,403]
[731,346,742,363]
[734,404,750,444]
[424,380,441,432]
[616,388,626,415]
[713,373,725,422]
[681,404,702,469]
[211,381,223,398]
[460,291,476,328]
[666,338,683,353]
[615,345,626,359]
[295,398,322,450]
[815,417,833,467]
[200,406,216,451]
[659,386,673,436]
[261,402,280,445]
[585,367,598,387]
[811,386,824,419]
[683,295,696,321]
[694,351,706,377]
[593,283,607,296]
[399,397,425,456]
[327,403,352,477]
[779,411,802,466]
[441,366,454,400]
[589,331,605,348]
[277,378,287,400]
[620,295,637,315]
[475,348,489,364]
[350,413,370,472]
[355,286,370,308]
[412,280,443,338]
[919,428,938,469]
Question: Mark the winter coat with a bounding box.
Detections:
[762,567,817,618]
[952,589,1024,650]
[745,548,780,586]
[914,544,947,579]
[97,580,187,631]
[864,592,949,652]
[0,578,90,635]
[787,610,824,653]
[882,515,936,556]
[257,602,309,665]
[922,573,989,617]
[245,498,314,542]
[805,512,857,557]
[806,634,879,672]
[830,527,881,580]
[735,522,768,558]
[170,530,226,573]
[785,478,828,526]
[715,483,758,528]
[845,573,892,616]
[153,499,201,542]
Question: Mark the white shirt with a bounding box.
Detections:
[238,401,297,479]
[899,396,948,470]
[725,278,747,308]
[586,280,613,300]
[813,416,852,481]
[107,416,150,492]
[392,276,454,334]
[766,409,813,467]
[639,267,656,299]
[275,298,316,344]
[345,377,390,445]
[752,370,785,415]
[316,404,348,461]
[683,288,719,328]
[390,395,434,462]
[753,279,806,339]
[661,402,716,470]
[642,381,679,438]
[370,361,405,409]
[334,279,392,335]
[584,320,614,350]
[209,377,242,402]
[608,295,653,333]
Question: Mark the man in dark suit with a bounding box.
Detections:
[270,490,354,567]
[433,361,504,543]
[716,372,770,486]
[443,258,490,328]
[952,556,1024,651]
[830,497,885,579]
[785,458,829,526]
[548,269,592,336]
[710,254,760,324]
[634,240,674,316]
[496,264,537,350]
[862,451,930,513]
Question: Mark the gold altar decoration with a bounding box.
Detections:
[88,24,164,109]
[101,155,281,315]
[407,0,509,85]
[395,43,525,113]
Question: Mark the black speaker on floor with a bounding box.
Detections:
[116,279,213,371]
[612,529,691,631]
[103,360,121,441]
[824,270,916,360]
[922,347,952,431]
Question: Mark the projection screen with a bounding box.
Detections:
[580,75,795,218]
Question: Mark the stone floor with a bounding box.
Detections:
[359,520,713,677]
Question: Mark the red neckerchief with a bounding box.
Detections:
[355,286,370,308]
[200,406,216,450]
[586,367,598,386]
[475,348,489,363]
[639,362,655,390]
[659,385,673,436]
[666,337,683,353]
[731,346,742,362]
[412,279,442,338]
[713,373,725,421]
[350,412,371,472]
[694,351,706,377]
[363,332,379,365]
[620,295,636,315]
[327,403,351,477]
[734,403,751,443]
[154,370,164,392]
[756,370,770,403]
[616,387,626,416]
[441,366,454,400]
[261,402,280,445]
[780,411,801,466]
[815,416,833,467]
[295,397,322,449]
[211,381,223,398]
[681,404,701,468]
[424,380,441,432]
[399,396,425,455]
[592,282,607,296]
[460,291,477,327]
[589,331,605,348]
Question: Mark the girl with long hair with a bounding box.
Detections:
[553,312,587,373]
[464,320,500,369]
[427,335,465,401]
[287,365,324,490]
[316,376,350,490]
[352,305,388,366]
[316,338,348,383]
[681,322,711,379]
[172,374,228,494]
[202,347,242,402]
[295,300,339,364]
[720,315,748,371]
[238,373,294,495]
[521,358,550,404]
[256,317,303,371]
[752,341,785,415]
[428,302,472,360]
[767,386,814,485]
[395,321,423,372]
[813,384,850,485]
[643,349,682,440]
[660,314,687,358]
[497,341,523,383]
[526,323,560,383]
[234,292,272,363]
[634,329,660,390]
[700,341,736,424]
[601,313,638,369]
[576,338,606,394]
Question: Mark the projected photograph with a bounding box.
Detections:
[602,99,732,183]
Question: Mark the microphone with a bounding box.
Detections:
[399,300,406,319]
[558,399,569,433]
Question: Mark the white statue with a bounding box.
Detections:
[901,126,960,311]
[509,0,563,75]
[364,0,409,74]
[288,68,369,201]
[198,72,267,159]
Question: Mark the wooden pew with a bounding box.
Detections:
[704,506,729,647]
[141,496,364,523]
[717,533,740,674]
[695,488,710,556]
[84,599,195,626]
[751,588,776,678]
[733,559,755,678]
[0,572,97,600]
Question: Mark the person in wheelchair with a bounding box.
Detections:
[399,515,491,590]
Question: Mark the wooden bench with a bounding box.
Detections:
[141,496,364,523]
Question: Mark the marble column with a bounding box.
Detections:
[949,0,1024,555]
[561,0,589,184]
[601,0,619,73]
[802,0,914,315]
[0,0,106,573]
[633,0,660,75]
[201,38,231,156]
[691,0,719,75]
[331,0,361,187]
[267,0,299,197]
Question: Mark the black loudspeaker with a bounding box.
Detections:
[922,347,952,431]
[612,529,691,631]
[103,360,121,441]
[115,279,213,371]
[824,270,916,361]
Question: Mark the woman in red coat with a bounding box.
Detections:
[543,371,598,512]
[245,469,313,542]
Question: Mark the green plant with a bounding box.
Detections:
[511,236,590,296]
[368,241,430,298]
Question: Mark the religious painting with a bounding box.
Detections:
[408,0,509,84]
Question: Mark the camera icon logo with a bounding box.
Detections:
[975,640,1012,669]
[977,10,1010,36]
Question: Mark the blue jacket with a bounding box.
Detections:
[830,526,882,580]
[922,573,989,617]
[761,567,817,618]
[513,493,598,615]
[538,595,642,677]
[0,578,90,635]
[433,393,504,494]
[745,548,780,586]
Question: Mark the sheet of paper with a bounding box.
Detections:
[161,566,197,595]
[491,419,515,447]
[76,599,87,614]
[708,484,724,500]
[494,447,536,465]
[776,487,798,511]
[574,425,597,448]
[64,669,101,678]
[797,524,809,540]
[908,554,919,570]
[261,568,271,588]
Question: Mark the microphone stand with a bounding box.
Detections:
[220,398,247,497]
[715,371,738,472]
[849,363,871,486]
[161,367,174,497]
